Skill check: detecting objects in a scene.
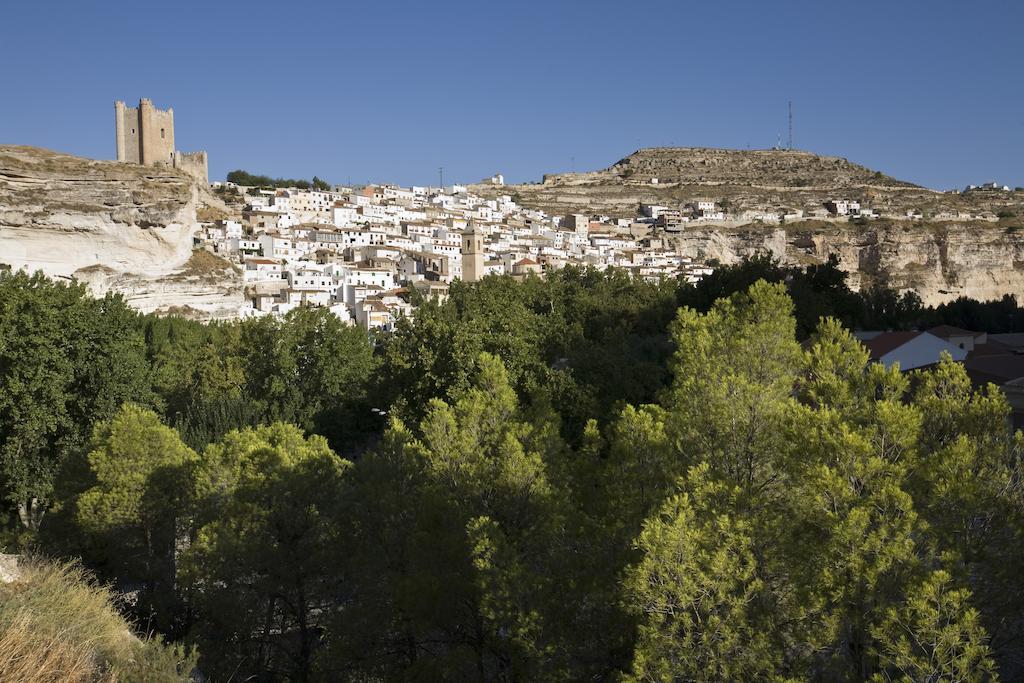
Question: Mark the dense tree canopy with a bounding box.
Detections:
[2,264,1023,680]
[225,169,331,191]
[0,272,153,529]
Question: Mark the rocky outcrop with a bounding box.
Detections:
[0,145,242,318]
[0,554,19,584]
[478,146,1022,220]
[75,250,245,318]
[670,222,1024,305]
[544,147,917,189]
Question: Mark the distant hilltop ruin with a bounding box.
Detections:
[114,98,208,183]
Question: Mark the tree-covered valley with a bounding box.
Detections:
[2,260,1023,681]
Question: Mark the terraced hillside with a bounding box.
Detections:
[476,147,1021,220]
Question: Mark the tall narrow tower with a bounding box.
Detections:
[461,223,485,283]
[114,98,174,166]
[788,100,793,150]
[114,101,127,162]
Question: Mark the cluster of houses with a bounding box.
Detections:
[963,182,1016,193]
[635,195,1006,228]
[198,181,714,329]
[638,197,913,227]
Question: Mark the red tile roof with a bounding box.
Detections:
[927,325,979,339]
[861,331,922,359]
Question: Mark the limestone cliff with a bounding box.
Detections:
[669,222,1024,306]
[0,145,242,317]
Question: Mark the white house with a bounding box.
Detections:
[243,258,284,283]
[860,331,968,371]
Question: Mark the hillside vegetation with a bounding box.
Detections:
[549,147,917,189]
[0,557,194,682]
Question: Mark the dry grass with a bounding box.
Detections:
[0,613,104,683]
[175,248,240,279]
[0,557,194,682]
[196,206,229,222]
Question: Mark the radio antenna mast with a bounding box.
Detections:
[788,100,793,150]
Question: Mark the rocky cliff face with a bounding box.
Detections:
[0,146,242,317]
[671,222,1024,306]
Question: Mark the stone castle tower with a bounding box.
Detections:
[114,98,208,183]
[461,223,485,282]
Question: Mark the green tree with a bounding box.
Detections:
[411,353,566,678]
[70,404,198,632]
[376,267,679,440]
[376,278,550,426]
[0,272,153,531]
[664,280,802,494]
[678,254,864,338]
[239,307,376,451]
[908,356,1024,670]
[871,570,997,682]
[183,423,350,681]
[147,316,245,429]
[859,285,925,330]
[785,320,1006,680]
[326,354,577,680]
[623,466,779,682]
[226,169,322,189]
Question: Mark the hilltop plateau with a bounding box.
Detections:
[476,147,1022,219]
[0,145,242,317]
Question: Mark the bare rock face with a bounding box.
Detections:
[0,146,242,318]
[0,554,20,584]
[76,250,245,319]
[671,222,1024,306]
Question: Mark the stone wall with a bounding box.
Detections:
[174,150,208,183]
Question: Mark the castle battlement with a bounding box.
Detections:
[114,98,205,183]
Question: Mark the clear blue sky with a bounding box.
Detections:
[2,0,1021,189]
